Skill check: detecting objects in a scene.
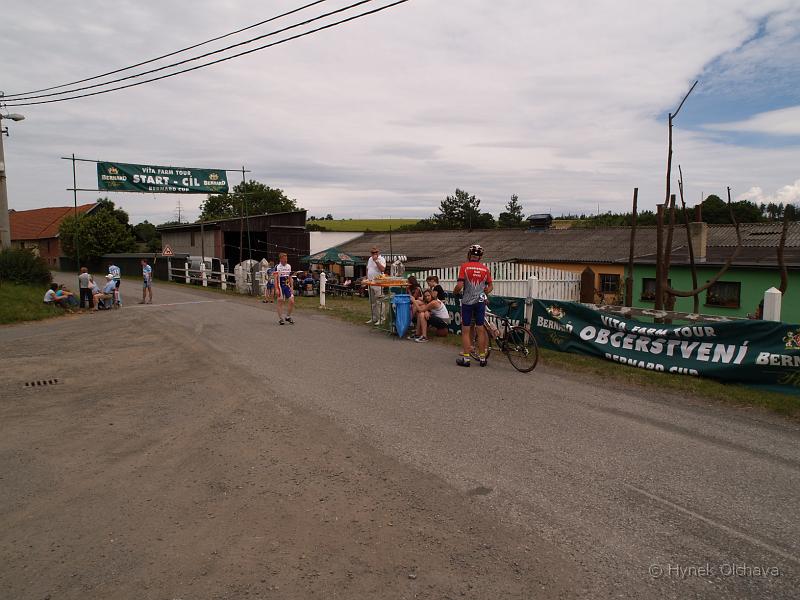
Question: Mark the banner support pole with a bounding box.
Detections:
[72,153,80,269]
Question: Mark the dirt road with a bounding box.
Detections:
[1,279,798,599]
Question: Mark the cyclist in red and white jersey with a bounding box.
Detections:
[453,244,493,367]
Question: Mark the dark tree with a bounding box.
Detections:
[200,180,298,220]
[498,194,525,228]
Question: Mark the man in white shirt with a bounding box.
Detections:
[366,246,386,324]
[274,253,295,325]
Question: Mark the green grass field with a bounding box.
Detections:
[0,283,65,325]
[307,218,420,232]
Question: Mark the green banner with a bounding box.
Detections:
[533,300,800,395]
[97,162,229,194]
[440,294,527,335]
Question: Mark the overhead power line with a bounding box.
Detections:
[7,0,375,103]
[5,0,409,107]
[2,0,329,99]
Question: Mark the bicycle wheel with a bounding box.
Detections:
[469,325,493,361]
[504,325,539,372]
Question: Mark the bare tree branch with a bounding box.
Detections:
[665,186,742,298]
[672,80,699,120]
[625,187,638,307]
[778,207,789,294]
[678,165,699,312]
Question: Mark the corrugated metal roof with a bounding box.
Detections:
[337,223,800,269]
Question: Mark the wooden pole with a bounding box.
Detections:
[677,166,699,313]
[663,194,677,311]
[655,204,664,311]
[625,187,638,307]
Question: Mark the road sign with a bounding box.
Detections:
[162,245,174,256]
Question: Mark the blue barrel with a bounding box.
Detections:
[391,294,412,338]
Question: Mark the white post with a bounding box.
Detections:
[320,272,327,308]
[221,264,227,291]
[763,287,782,321]
[167,258,173,282]
[201,262,208,287]
[184,261,190,284]
[525,275,539,326]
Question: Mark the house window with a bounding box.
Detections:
[705,281,741,308]
[599,273,620,294]
[641,277,671,302]
[190,231,196,246]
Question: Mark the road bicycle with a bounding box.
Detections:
[469,300,539,372]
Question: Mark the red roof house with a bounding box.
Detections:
[9,203,98,267]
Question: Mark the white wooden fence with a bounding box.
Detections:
[411,261,581,301]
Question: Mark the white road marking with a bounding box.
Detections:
[624,482,800,565]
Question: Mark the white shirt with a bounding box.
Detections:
[367,255,386,279]
[44,289,56,303]
[275,263,292,283]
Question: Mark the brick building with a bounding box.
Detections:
[9,203,98,267]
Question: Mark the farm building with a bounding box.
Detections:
[334,223,800,321]
[157,211,310,268]
[9,203,99,268]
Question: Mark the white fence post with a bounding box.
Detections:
[525,275,539,325]
[221,264,227,291]
[167,258,173,282]
[763,287,782,321]
[201,262,208,287]
[184,261,190,284]
[320,272,327,308]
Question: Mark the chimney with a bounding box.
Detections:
[688,205,707,263]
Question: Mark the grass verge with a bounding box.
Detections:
[0,283,65,325]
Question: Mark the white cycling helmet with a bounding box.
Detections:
[468,244,484,258]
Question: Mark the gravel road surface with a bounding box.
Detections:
[1,278,797,599]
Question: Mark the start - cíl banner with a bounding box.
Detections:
[533,300,800,395]
[97,162,229,194]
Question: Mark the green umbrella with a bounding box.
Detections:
[301,247,365,265]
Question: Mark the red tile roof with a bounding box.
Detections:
[9,203,97,240]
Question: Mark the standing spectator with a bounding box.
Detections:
[274,253,295,324]
[108,262,122,302]
[452,244,493,367]
[78,267,93,309]
[140,259,153,304]
[366,246,386,324]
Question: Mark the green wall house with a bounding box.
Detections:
[628,264,800,322]
[624,222,800,323]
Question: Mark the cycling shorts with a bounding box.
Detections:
[461,302,485,327]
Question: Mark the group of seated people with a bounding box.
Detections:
[43,274,118,312]
[407,275,450,343]
[43,283,79,310]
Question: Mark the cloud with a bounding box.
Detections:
[703,105,800,135]
[737,179,800,205]
[2,0,799,223]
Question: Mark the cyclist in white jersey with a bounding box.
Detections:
[274,253,295,325]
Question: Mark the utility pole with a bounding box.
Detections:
[0,111,26,248]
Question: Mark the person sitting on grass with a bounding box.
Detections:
[412,288,450,343]
[44,283,78,309]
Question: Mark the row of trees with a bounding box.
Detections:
[401,189,526,231]
[561,195,798,228]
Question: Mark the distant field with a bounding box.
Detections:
[307,218,419,232]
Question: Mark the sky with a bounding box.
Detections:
[1,0,799,225]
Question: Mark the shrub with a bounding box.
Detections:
[0,248,52,285]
